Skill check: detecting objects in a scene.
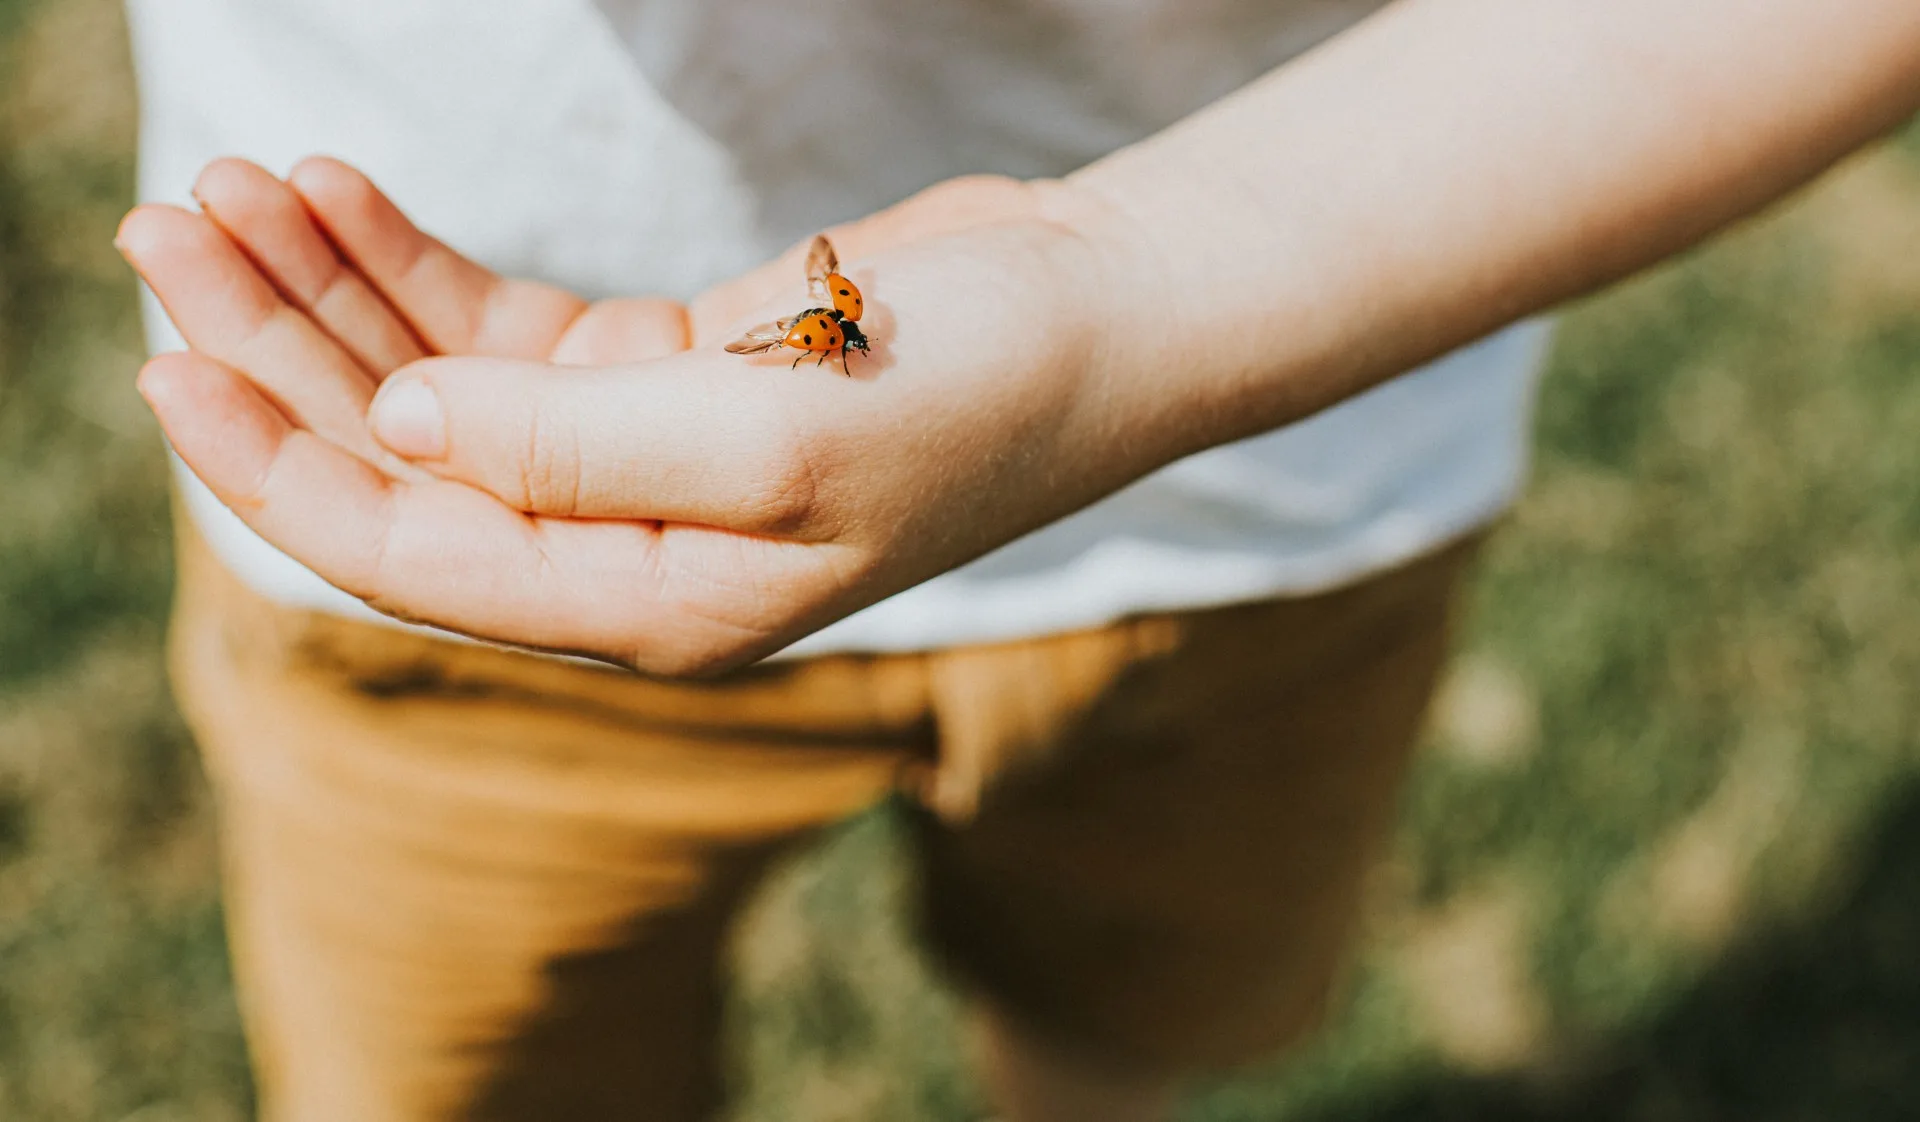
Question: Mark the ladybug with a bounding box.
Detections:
[725,234,870,375]
[780,310,847,362]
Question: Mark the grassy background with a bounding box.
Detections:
[3,1,1919,1119]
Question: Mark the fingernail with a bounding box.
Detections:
[371,379,446,459]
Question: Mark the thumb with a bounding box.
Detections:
[368,354,822,534]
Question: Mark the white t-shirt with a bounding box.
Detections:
[129,0,1552,657]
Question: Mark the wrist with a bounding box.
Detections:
[1045,152,1369,470]
[1028,174,1243,474]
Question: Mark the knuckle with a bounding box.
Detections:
[305,256,355,316]
[737,414,827,535]
[919,173,1041,219]
[633,643,747,681]
[931,172,1025,199]
[514,399,584,516]
[619,611,760,678]
[619,538,799,678]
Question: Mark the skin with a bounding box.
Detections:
[117,0,1920,1115]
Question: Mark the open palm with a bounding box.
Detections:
[122,159,1157,672]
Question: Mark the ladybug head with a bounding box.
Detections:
[838,317,872,355]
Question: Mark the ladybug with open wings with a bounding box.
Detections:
[725,235,870,375]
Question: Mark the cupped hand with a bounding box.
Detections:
[126,162,1172,674]
[117,155,693,418]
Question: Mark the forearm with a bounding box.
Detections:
[1065,0,1920,459]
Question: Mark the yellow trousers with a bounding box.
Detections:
[169,521,1479,1121]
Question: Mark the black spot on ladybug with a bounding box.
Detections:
[839,288,850,296]
[803,334,813,345]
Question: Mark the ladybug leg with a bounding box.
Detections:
[790,350,805,370]
[840,346,852,377]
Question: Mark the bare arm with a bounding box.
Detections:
[1067,0,1920,460]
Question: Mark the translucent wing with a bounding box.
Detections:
[725,320,790,355]
[805,234,839,298]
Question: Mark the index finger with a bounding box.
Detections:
[286,156,590,358]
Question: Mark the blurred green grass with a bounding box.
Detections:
[3,1,1919,1120]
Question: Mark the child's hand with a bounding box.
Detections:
[124,162,1168,673]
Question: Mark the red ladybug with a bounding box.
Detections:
[726,235,870,375]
